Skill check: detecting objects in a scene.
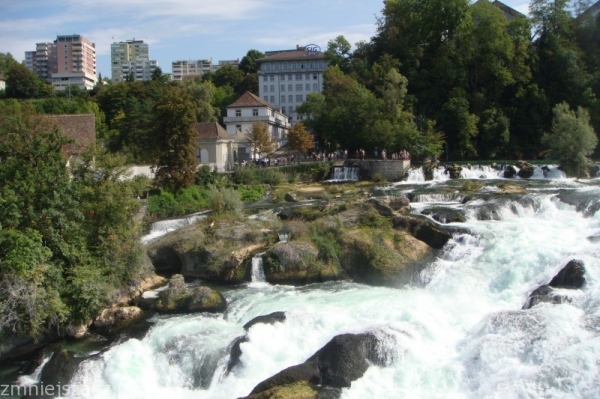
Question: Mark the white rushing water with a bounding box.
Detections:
[250,254,267,283]
[141,211,210,244]
[68,179,600,399]
[404,164,567,183]
[328,166,360,182]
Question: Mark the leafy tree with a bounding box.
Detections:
[5,63,51,99]
[182,79,218,122]
[0,52,19,76]
[325,36,353,73]
[541,102,597,176]
[239,49,265,75]
[287,122,314,157]
[151,66,170,83]
[151,85,199,189]
[442,93,479,159]
[213,65,245,91]
[245,122,275,159]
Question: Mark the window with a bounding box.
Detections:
[300,63,305,69]
[296,84,302,91]
[288,84,293,91]
[270,85,275,92]
[295,74,302,81]
[266,64,271,70]
[283,62,288,70]
[270,75,275,82]
[319,61,324,68]
[281,95,286,103]
[288,95,293,103]
[263,85,268,93]
[236,125,242,132]
[270,96,275,103]
[274,63,279,70]
[306,83,310,91]
[290,106,294,113]
[309,61,315,69]
[264,96,268,101]
[281,75,285,81]
[313,83,318,91]
[235,109,241,117]
[313,74,318,80]
[296,94,303,102]
[280,85,285,92]
[291,62,297,69]
[264,76,269,82]
[253,109,258,116]
[288,74,293,81]
[306,73,311,80]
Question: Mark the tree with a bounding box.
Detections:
[287,122,314,158]
[213,65,245,90]
[541,102,597,176]
[239,49,265,75]
[182,79,218,122]
[245,122,275,159]
[5,63,49,99]
[152,85,199,189]
[325,36,353,73]
[151,66,169,83]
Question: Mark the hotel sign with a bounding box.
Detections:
[303,44,321,56]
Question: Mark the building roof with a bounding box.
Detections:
[226,91,272,108]
[196,122,233,140]
[46,114,96,157]
[492,1,526,20]
[257,49,326,62]
[580,0,600,18]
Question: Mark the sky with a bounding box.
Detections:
[0,0,531,78]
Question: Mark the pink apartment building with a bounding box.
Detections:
[26,34,97,92]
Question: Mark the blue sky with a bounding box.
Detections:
[0,0,531,78]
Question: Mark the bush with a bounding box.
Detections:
[147,186,211,219]
[209,186,243,216]
[371,172,387,183]
[196,165,219,187]
[237,185,265,202]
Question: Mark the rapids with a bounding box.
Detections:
[64,173,600,399]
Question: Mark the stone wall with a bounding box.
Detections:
[345,160,410,182]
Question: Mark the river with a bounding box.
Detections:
[60,167,600,398]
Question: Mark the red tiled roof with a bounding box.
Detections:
[46,114,96,157]
[196,122,233,139]
[257,50,326,62]
[226,91,272,108]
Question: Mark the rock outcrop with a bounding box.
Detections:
[523,260,586,309]
[392,215,453,249]
[146,221,268,283]
[264,242,346,285]
[92,306,144,336]
[244,332,391,399]
[243,311,287,330]
[154,274,226,314]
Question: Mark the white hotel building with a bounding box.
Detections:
[257,46,328,124]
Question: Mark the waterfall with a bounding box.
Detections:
[278,233,289,243]
[459,165,504,179]
[251,254,266,283]
[329,166,359,182]
[66,177,600,399]
[405,167,426,182]
[141,211,209,244]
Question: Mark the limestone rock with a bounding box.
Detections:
[92,306,144,336]
[155,274,226,314]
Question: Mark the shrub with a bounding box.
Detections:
[237,185,265,202]
[209,186,243,216]
[372,172,387,183]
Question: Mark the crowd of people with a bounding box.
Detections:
[239,148,411,167]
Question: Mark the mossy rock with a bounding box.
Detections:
[155,275,226,314]
[264,242,346,285]
[245,381,319,399]
[338,229,434,286]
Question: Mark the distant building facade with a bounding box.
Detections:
[25,35,97,91]
[195,122,237,172]
[223,91,291,161]
[171,58,240,81]
[491,1,526,21]
[172,59,213,80]
[580,0,600,20]
[0,76,5,92]
[110,39,158,82]
[257,45,328,125]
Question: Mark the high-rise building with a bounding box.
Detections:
[256,45,328,125]
[25,35,97,91]
[111,39,158,82]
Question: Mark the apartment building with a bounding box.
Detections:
[256,45,328,125]
[25,35,97,91]
[172,59,213,81]
[171,58,240,80]
[111,39,158,82]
